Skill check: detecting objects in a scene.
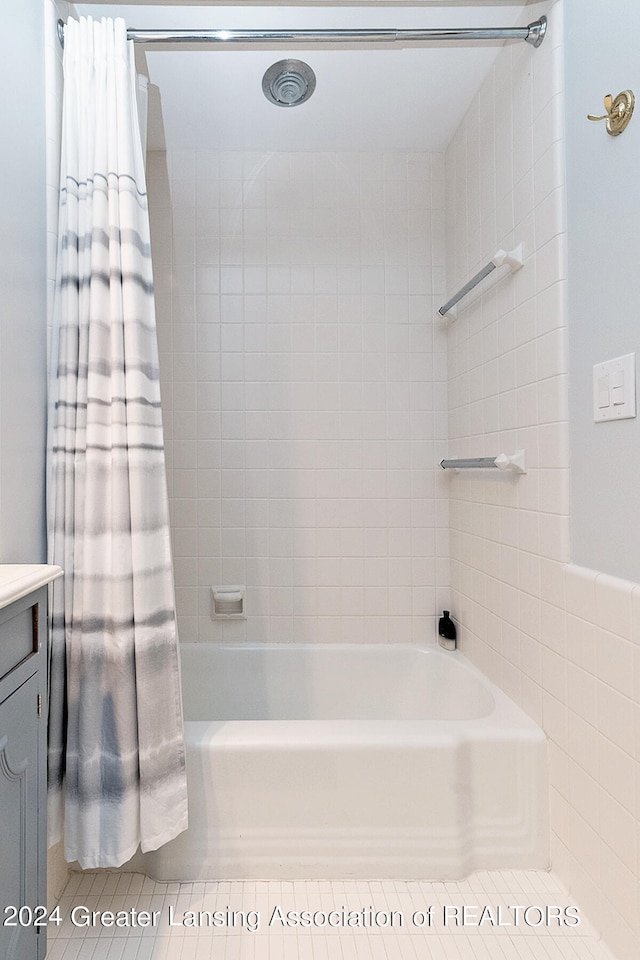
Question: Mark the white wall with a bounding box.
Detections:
[0,0,48,561]
[148,148,450,644]
[446,3,640,958]
[565,0,640,582]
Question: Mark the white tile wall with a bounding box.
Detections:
[445,2,640,958]
[445,0,567,741]
[550,565,640,960]
[148,149,449,644]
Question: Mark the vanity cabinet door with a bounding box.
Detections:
[0,672,41,960]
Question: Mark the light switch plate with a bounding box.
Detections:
[593,353,636,422]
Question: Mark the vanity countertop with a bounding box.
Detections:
[0,564,63,611]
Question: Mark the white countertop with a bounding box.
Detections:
[0,564,63,610]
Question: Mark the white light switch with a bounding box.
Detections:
[597,374,610,408]
[593,353,636,422]
[611,369,625,405]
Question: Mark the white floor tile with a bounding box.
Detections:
[53,870,622,960]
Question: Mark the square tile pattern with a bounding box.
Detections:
[148,147,450,647]
[47,870,615,960]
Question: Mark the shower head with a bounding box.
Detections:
[262,59,316,107]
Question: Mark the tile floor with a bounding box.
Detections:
[46,870,616,960]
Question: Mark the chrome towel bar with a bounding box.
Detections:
[438,244,524,319]
[440,451,526,475]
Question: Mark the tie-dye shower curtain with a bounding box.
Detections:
[47,16,188,869]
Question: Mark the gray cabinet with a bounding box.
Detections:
[0,587,47,960]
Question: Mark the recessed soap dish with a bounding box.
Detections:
[211,585,245,619]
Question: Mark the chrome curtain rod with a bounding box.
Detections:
[57,16,546,48]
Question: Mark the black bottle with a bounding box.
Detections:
[438,610,457,649]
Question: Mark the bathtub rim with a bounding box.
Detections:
[178,640,545,743]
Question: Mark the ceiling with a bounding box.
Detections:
[74,3,537,153]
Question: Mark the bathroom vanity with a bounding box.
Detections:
[0,565,62,960]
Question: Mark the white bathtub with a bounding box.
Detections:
[140,643,549,880]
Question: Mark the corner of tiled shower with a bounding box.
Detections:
[44,1,640,959]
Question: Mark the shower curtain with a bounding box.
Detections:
[47,16,188,869]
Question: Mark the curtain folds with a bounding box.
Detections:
[47,16,188,869]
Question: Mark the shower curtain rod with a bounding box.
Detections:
[57,16,547,48]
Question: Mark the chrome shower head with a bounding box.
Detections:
[262,59,316,107]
